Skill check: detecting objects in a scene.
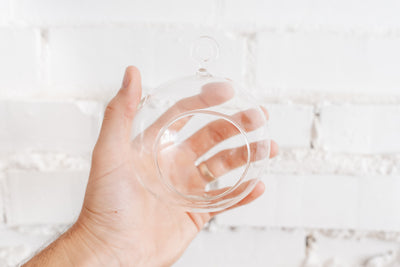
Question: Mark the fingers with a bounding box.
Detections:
[260,106,269,120]
[98,66,142,144]
[197,140,278,182]
[199,140,275,180]
[228,181,265,209]
[270,140,279,158]
[185,107,268,157]
[143,82,234,143]
[209,181,265,217]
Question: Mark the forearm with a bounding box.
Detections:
[23,223,116,267]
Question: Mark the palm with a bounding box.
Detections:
[78,67,276,266]
[82,140,211,266]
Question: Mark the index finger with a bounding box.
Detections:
[142,82,235,143]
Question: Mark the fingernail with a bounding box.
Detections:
[122,69,130,88]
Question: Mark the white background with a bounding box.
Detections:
[1,0,400,266]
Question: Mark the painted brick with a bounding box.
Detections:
[0,245,32,267]
[0,100,102,155]
[5,170,88,225]
[14,0,215,25]
[217,175,358,229]
[174,228,306,267]
[0,226,56,248]
[358,175,400,231]
[47,27,154,96]
[0,176,4,224]
[214,174,278,227]
[0,28,39,95]
[223,0,400,28]
[0,0,11,25]
[216,175,300,227]
[217,175,400,231]
[256,31,400,95]
[319,104,400,154]
[1,0,400,264]
[150,29,246,88]
[300,175,359,229]
[0,226,57,266]
[306,233,400,266]
[48,27,245,97]
[267,104,314,148]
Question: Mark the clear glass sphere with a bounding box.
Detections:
[130,37,270,212]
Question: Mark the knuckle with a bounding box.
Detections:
[174,99,190,113]
[124,99,137,119]
[208,127,224,143]
[104,100,118,120]
[241,145,249,162]
[104,93,137,121]
[222,151,233,169]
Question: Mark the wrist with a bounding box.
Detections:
[72,212,149,267]
[23,222,119,267]
[61,222,121,266]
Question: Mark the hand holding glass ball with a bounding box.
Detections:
[24,38,279,267]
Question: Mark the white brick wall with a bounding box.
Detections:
[256,31,400,95]
[218,175,400,231]
[175,228,306,267]
[47,27,154,95]
[0,225,66,266]
[0,0,11,25]
[222,0,400,28]
[0,100,102,156]
[14,0,216,25]
[267,104,314,148]
[319,104,400,154]
[218,175,351,229]
[303,232,400,266]
[47,26,245,97]
[5,170,88,225]
[1,0,400,266]
[0,175,5,224]
[0,29,40,97]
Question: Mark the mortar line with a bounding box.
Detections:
[310,104,321,150]
[38,28,50,91]
[0,175,8,224]
[242,32,257,92]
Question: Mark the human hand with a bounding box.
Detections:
[26,66,278,267]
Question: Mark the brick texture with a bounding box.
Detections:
[0,176,4,224]
[0,0,11,25]
[319,104,400,154]
[1,0,400,265]
[0,29,39,96]
[14,0,216,25]
[222,0,400,28]
[5,170,88,225]
[174,229,306,267]
[256,31,400,95]
[217,175,400,231]
[0,100,102,156]
[267,104,314,148]
[47,27,245,97]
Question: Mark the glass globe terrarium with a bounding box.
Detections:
[131,36,271,212]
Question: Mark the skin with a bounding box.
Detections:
[23,66,279,267]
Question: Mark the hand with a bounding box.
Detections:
[24,66,278,267]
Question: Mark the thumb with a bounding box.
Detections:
[98,66,142,144]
